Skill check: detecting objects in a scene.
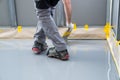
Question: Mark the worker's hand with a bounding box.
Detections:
[63,22,73,38]
[66,23,74,29]
[66,23,74,31]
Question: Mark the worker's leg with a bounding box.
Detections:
[34,21,46,44]
[33,1,69,60]
[34,7,55,43]
[33,8,55,54]
[33,22,48,54]
[35,8,69,60]
[32,0,50,54]
[36,8,67,51]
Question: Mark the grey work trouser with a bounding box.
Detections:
[34,8,67,51]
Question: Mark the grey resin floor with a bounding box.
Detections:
[0,39,119,80]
